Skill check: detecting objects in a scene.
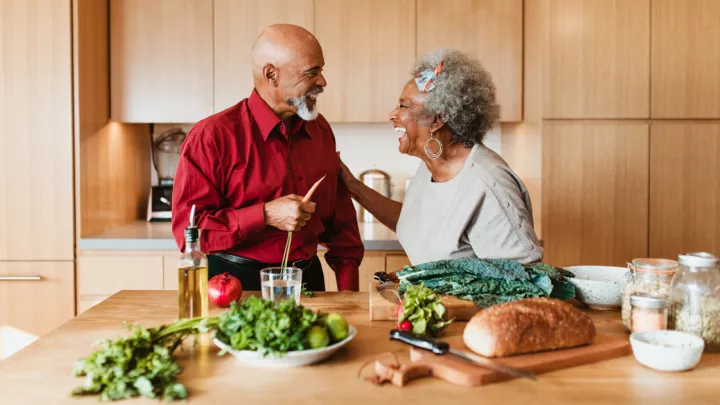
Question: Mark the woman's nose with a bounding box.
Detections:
[388,107,398,121]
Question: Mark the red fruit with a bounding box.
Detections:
[398,320,412,331]
[208,272,243,307]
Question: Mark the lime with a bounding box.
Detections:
[307,325,330,349]
[326,313,349,342]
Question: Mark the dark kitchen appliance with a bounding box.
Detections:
[147,127,186,222]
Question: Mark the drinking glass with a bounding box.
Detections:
[260,267,303,304]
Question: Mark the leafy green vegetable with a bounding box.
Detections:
[397,259,575,308]
[398,284,453,335]
[71,317,217,402]
[215,296,318,356]
[301,283,314,297]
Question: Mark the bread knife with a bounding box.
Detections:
[389,329,537,382]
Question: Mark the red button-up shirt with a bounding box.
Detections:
[171,90,363,291]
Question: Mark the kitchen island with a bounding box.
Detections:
[0,291,718,405]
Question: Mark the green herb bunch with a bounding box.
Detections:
[71,317,218,402]
[215,296,319,356]
[398,284,454,335]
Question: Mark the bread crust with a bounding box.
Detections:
[463,297,596,357]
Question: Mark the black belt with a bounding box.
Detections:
[213,252,316,270]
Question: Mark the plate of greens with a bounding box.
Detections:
[212,296,356,368]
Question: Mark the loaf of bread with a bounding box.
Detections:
[463,297,596,357]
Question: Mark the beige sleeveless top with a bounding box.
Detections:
[396,143,543,266]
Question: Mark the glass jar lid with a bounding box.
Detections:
[678,252,719,268]
[630,258,678,274]
[630,293,670,309]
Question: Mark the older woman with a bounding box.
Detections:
[339,48,543,265]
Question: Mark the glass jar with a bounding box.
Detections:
[630,293,669,333]
[621,258,678,331]
[669,252,720,352]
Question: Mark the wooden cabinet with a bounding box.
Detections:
[77,251,165,313]
[110,0,213,122]
[649,123,720,259]
[542,122,649,267]
[315,0,416,122]
[543,0,650,119]
[651,0,720,118]
[417,0,523,122]
[213,0,314,112]
[0,262,75,338]
[385,254,412,273]
[0,0,74,261]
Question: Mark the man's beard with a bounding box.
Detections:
[287,87,323,121]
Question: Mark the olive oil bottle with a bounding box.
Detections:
[178,205,208,319]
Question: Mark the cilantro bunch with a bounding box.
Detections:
[71,317,218,401]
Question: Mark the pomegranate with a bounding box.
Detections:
[208,272,243,307]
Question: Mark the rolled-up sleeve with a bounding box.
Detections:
[171,124,266,253]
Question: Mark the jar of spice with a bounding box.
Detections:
[630,293,669,333]
[669,252,720,352]
[621,258,678,331]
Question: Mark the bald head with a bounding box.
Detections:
[250,24,327,122]
[251,24,322,77]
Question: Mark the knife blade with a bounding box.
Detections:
[374,272,402,305]
[389,329,537,382]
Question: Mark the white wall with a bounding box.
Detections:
[153,122,502,203]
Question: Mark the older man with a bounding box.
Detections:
[171,24,363,291]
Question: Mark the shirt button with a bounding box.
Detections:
[504,202,510,208]
[529,245,535,250]
[515,223,522,229]
[490,181,497,187]
[469,163,474,168]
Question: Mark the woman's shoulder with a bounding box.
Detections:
[465,144,527,194]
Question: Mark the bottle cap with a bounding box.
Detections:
[678,252,719,268]
[630,293,670,309]
[185,204,199,243]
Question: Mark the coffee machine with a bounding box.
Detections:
[147,127,186,222]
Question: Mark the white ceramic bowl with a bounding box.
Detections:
[630,330,704,372]
[213,326,356,368]
[564,265,626,310]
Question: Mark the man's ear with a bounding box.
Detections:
[262,64,279,87]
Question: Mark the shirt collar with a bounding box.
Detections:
[248,89,308,140]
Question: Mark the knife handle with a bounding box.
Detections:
[389,330,449,355]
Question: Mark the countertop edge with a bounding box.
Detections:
[77,238,404,251]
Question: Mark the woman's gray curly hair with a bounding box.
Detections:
[411,48,501,146]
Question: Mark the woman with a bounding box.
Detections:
[339,48,543,266]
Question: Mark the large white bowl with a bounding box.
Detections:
[213,326,357,368]
[564,265,626,310]
[630,330,704,372]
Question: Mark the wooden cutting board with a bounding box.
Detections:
[368,280,479,321]
[404,333,631,386]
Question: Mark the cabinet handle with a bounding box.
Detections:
[0,276,42,281]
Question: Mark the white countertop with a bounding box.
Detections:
[78,220,402,251]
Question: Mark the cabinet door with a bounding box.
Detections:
[385,254,411,273]
[650,123,720,259]
[417,0,522,122]
[315,0,416,122]
[0,261,75,356]
[77,251,164,313]
[543,0,650,118]
[651,0,720,118]
[110,0,213,122]
[0,0,74,261]
[213,0,314,112]
[542,122,649,267]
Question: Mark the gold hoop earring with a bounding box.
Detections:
[424,130,443,160]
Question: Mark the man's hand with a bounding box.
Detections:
[263,194,316,232]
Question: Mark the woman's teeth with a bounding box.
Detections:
[394,127,406,133]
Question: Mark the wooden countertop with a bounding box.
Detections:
[0,291,718,404]
[78,221,403,251]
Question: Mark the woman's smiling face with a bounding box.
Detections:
[389,80,432,157]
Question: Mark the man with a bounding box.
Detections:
[171,24,363,291]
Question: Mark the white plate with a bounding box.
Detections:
[213,326,357,368]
